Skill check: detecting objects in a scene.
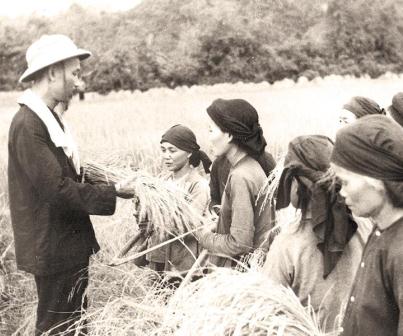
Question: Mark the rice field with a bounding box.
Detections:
[1,74,403,335]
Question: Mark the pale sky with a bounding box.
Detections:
[0,0,142,18]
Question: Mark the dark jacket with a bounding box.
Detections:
[341,219,403,336]
[8,105,117,276]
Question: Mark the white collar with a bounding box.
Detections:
[17,89,81,174]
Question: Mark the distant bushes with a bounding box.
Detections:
[1,0,403,93]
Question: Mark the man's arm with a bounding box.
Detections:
[15,114,117,215]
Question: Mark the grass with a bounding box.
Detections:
[0,75,403,335]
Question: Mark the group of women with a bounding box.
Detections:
[141,93,403,336]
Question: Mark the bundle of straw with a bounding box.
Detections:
[83,161,209,237]
[83,161,130,185]
[258,154,286,214]
[161,268,339,336]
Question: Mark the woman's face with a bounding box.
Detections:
[289,177,311,209]
[331,163,387,218]
[290,178,300,208]
[339,109,357,126]
[160,142,189,172]
[208,118,232,157]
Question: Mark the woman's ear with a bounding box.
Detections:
[365,176,386,193]
[227,133,233,143]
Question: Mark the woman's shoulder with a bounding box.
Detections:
[230,156,266,184]
[266,222,317,266]
[275,222,316,246]
[186,169,210,192]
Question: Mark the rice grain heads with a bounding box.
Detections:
[161,268,339,336]
[83,161,209,237]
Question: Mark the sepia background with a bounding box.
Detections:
[1,0,403,334]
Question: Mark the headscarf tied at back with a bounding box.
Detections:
[161,124,212,174]
[343,96,385,118]
[206,98,270,173]
[277,135,357,279]
[331,115,403,181]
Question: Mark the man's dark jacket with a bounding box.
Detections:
[8,105,117,276]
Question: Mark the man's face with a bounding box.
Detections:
[51,57,82,104]
[331,163,387,218]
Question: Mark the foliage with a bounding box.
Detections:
[1,0,403,93]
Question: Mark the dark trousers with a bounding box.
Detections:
[34,263,89,336]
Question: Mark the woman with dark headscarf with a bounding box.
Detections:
[339,96,385,125]
[262,135,370,331]
[387,92,403,127]
[145,124,211,273]
[331,115,403,336]
[196,98,275,268]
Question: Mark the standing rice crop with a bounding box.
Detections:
[41,259,173,336]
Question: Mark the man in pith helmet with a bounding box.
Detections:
[8,34,133,335]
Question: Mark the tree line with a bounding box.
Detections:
[1,0,403,94]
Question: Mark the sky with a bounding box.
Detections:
[0,0,142,18]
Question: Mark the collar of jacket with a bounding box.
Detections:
[226,147,247,168]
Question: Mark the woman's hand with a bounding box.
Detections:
[204,219,217,233]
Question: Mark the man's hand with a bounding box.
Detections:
[115,182,135,199]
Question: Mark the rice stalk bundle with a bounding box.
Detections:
[257,153,305,237]
[258,153,286,214]
[83,161,130,185]
[83,161,209,237]
[161,268,338,336]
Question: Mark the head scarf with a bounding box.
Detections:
[206,98,268,171]
[331,115,403,181]
[277,135,357,279]
[161,124,212,174]
[388,92,403,127]
[343,96,385,118]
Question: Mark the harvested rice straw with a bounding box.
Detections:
[235,248,267,272]
[256,153,303,237]
[83,161,210,238]
[109,227,201,266]
[83,161,130,185]
[257,153,286,214]
[161,268,340,336]
[39,260,173,336]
